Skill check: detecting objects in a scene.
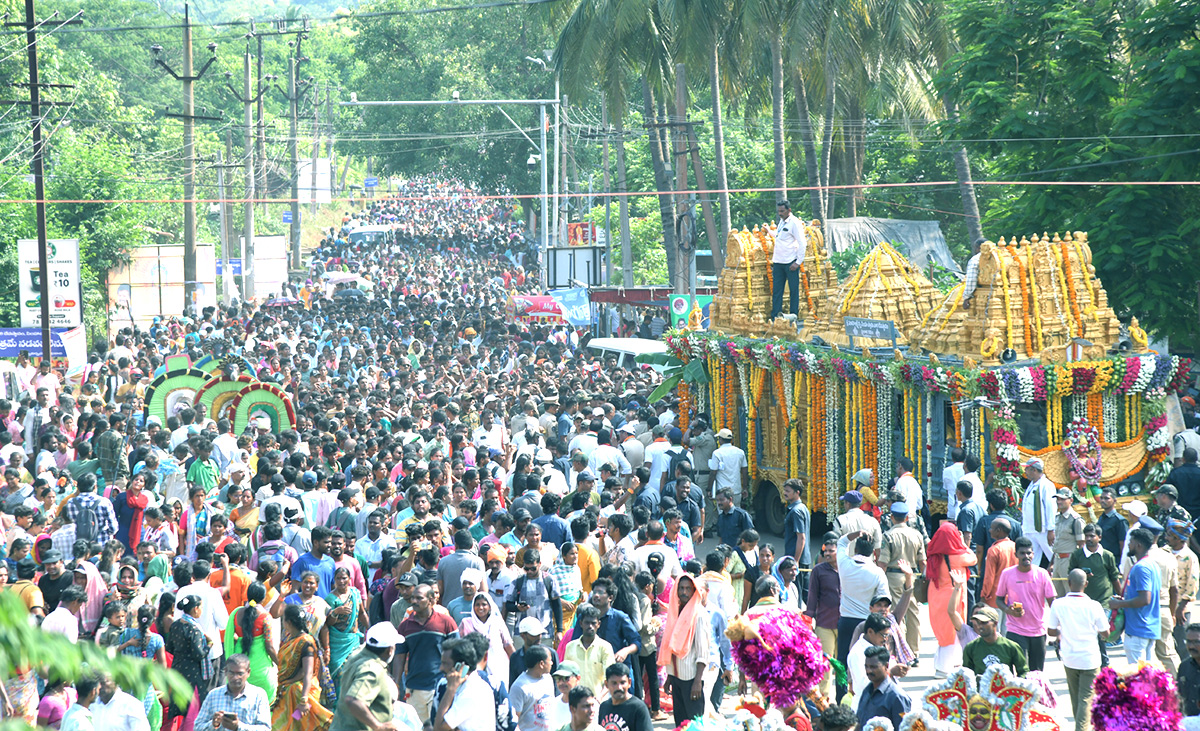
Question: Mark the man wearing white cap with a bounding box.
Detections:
[331,622,404,731]
[1021,458,1057,568]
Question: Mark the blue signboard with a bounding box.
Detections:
[364,177,379,188]
[282,210,296,224]
[0,328,69,357]
[216,259,243,276]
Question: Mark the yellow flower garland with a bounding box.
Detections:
[882,243,922,298]
[994,247,1015,349]
[937,284,965,333]
[840,250,877,314]
[1070,237,1097,317]
[1051,242,1077,336]
[1026,247,1044,352]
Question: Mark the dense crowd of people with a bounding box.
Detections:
[0,176,1197,731]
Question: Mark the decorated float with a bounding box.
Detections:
[143,351,297,434]
[665,223,1191,533]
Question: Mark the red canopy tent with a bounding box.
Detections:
[587,286,719,309]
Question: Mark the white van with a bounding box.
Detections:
[585,337,669,373]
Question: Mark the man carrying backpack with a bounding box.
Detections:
[65,474,118,545]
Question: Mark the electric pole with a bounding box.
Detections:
[224,41,271,301]
[309,84,321,215]
[324,87,334,196]
[8,2,79,359]
[278,40,312,269]
[215,147,229,305]
[249,18,309,212]
[152,3,219,310]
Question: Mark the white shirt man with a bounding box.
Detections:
[588,443,632,481]
[708,431,748,500]
[894,465,923,517]
[772,209,807,265]
[942,457,966,520]
[440,667,497,731]
[93,679,151,731]
[1021,458,1058,567]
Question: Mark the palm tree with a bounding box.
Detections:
[552,0,680,283]
[664,0,739,266]
[742,0,797,197]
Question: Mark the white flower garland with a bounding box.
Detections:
[877,383,894,481]
[826,377,839,508]
[1016,367,1035,403]
[1102,393,1118,442]
[1130,355,1155,394]
[780,361,794,421]
[738,361,752,412]
[924,393,934,493]
[1071,394,1086,421]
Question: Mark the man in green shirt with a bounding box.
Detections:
[963,605,1029,677]
[66,442,101,482]
[185,439,219,496]
[1069,524,1121,606]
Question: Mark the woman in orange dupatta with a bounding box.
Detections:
[925,521,977,677]
[656,574,713,727]
[271,604,333,731]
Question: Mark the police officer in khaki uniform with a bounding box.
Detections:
[1144,519,1183,673]
[877,501,926,658]
[1051,488,1085,598]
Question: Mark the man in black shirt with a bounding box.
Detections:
[37,549,73,612]
[1094,488,1128,559]
[1179,623,1200,720]
[597,663,651,731]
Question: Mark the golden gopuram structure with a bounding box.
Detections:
[808,241,942,348]
[910,232,1131,365]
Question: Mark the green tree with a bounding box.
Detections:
[937,0,1200,344]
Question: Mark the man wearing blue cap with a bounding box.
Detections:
[878,501,926,657]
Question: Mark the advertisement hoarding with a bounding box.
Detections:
[18,238,82,328]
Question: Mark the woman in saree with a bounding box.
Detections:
[179,486,215,561]
[226,582,278,703]
[547,542,583,630]
[229,486,260,545]
[458,593,514,685]
[274,571,328,657]
[322,567,365,687]
[271,604,333,731]
[165,593,212,731]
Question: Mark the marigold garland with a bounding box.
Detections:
[882,243,922,298]
[678,381,691,432]
[668,333,1193,514]
[799,264,815,314]
[839,250,876,314]
[1059,241,1083,336]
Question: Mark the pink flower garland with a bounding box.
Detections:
[730,607,828,708]
[1091,664,1181,731]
